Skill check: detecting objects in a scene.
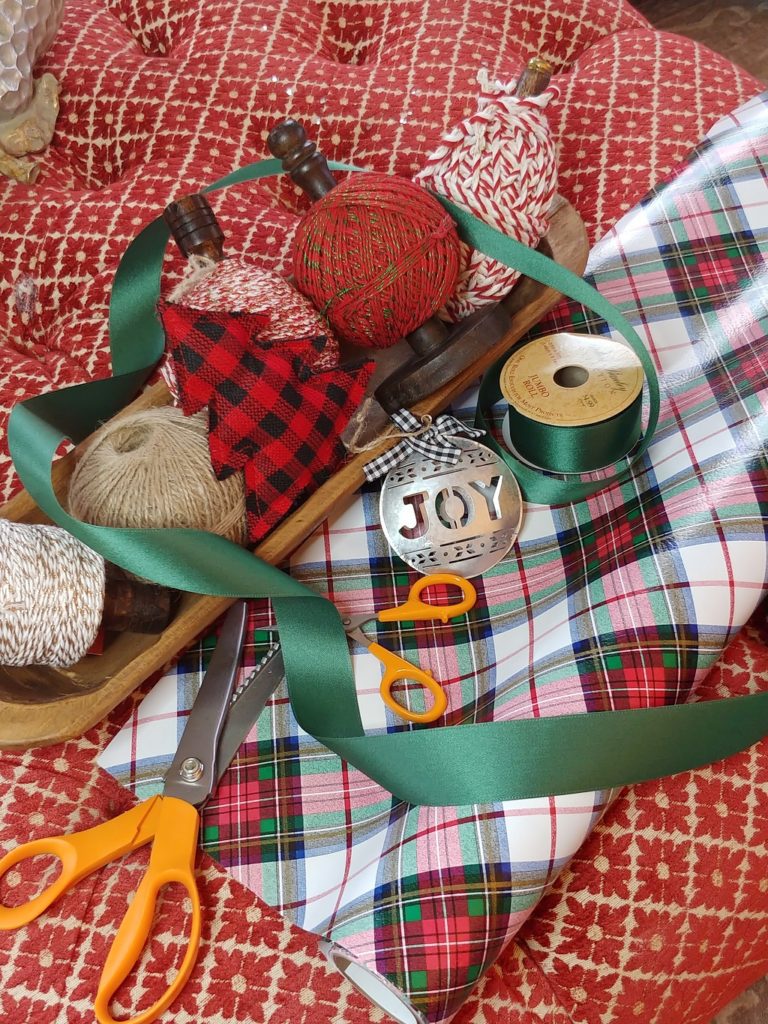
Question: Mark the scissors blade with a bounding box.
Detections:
[163,600,248,807]
[214,645,286,783]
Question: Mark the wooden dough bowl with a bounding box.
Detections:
[0,195,588,749]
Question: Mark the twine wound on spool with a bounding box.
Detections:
[0,519,105,667]
[67,407,247,544]
[292,172,462,348]
[178,256,343,372]
[167,253,219,303]
[500,332,645,475]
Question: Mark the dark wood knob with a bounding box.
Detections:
[405,317,450,357]
[101,564,181,634]
[164,193,225,262]
[267,118,338,201]
[514,56,554,98]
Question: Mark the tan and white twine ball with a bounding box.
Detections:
[0,519,105,667]
[67,407,247,544]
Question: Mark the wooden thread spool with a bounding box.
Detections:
[162,191,341,370]
[514,56,554,98]
[267,119,468,402]
[164,193,225,263]
[0,520,179,670]
[269,119,457,349]
[101,564,181,635]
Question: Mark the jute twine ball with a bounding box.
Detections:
[67,407,247,544]
[292,172,461,348]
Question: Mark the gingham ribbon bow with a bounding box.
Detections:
[363,408,485,482]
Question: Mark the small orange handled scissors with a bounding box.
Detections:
[0,600,286,1024]
[340,572,477,724]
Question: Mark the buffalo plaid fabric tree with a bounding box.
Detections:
[158,300,373,542]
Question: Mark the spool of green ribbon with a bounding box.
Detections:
[499,330,644,475]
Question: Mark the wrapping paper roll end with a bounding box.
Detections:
[319,940,428,1024]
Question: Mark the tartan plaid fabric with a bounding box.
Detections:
[158,300,373,541]
[102,95,768,1024]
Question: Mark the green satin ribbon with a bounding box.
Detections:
[505,392,643,475]
[7,159,768,806]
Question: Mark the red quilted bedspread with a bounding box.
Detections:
[1,1,767,1022]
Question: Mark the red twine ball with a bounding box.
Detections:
[292,172,461,349]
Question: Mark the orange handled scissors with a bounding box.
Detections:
[340,572,477,724]
[0,600,286,1024]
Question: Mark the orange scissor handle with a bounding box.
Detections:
[0,797,162,931]
[369,642,449,724]
[95,795,202,1024]
[377,573,477,625]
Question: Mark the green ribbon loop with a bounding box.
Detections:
[7,159,768,805]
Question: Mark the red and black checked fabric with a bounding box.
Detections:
[158,301,373,542]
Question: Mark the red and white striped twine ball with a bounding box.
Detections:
[415,71,559,321]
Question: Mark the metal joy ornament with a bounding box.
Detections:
[379,437,523,578]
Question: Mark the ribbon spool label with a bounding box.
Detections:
[499,331,645,474]
[379,438,523,578]
[500,331,644,425]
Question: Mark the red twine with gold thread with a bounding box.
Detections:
[292,172,461,348]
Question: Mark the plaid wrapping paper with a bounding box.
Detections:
[101,93,768,1024]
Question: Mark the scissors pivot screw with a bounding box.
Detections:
[179,757,205,782]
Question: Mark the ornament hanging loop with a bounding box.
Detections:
[362,408,485,482]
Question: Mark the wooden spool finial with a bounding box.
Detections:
[514,56,554,98]
[267,118,338,201]
[268,116,451,359]
[102,565,181,634]
[164,193,225,262]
